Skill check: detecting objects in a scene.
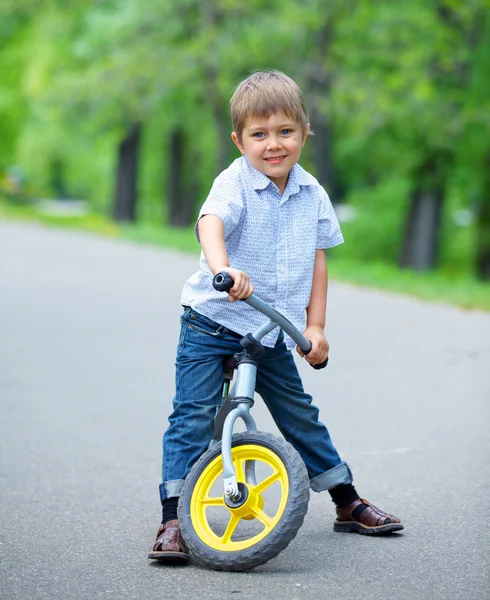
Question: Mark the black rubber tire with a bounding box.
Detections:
[178,431,310,571]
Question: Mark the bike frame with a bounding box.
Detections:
[219,295,312,501]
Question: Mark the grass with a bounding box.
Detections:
[1,198,489,312]
[330,259,490,311]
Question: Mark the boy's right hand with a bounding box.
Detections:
[217,267,254,302]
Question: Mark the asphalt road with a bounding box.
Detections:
[1,220,489,600]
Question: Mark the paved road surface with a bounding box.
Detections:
[1,221,489,600]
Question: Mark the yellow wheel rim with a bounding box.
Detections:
[190,444,289,552]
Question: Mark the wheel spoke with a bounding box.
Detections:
[221,512,241,543]
[253,469,281,494]
[250,507,273,528]
[199,496,225,507]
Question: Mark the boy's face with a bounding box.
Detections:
[231,111,309,193]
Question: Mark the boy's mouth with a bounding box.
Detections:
[264,155,286,164]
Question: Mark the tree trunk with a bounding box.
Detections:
[399,155,446,270]
[167,128,195,227]
[309,96,339,199]
[113,123,141,222]
[200,4,229,172]
[476,151,490,280]
[399,6,483,271]
[305,21,342,201]
[50,158,68,199]
[207,66,230,173]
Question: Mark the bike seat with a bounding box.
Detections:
[223,356,237,370]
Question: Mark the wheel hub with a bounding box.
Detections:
[224,482,265,520]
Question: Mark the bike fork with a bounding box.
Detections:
[221,361,257,501]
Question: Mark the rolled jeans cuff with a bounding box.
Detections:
[159,479,185,503]
[309,462,353,493]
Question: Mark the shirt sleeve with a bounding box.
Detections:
[195,172,244,242]
[316,187,344,249]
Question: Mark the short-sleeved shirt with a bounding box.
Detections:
[181,156,343,349]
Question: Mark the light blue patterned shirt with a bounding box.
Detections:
[181,156,343,349]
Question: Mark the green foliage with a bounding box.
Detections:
[1,0,489,275]
[334,178,410,263]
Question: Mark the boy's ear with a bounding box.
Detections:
[231,131,245,154]
[302,123,310,147]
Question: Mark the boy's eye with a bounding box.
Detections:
[281,129,292,135]
[252,132,265,138]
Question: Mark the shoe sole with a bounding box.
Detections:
[148,551,189,564]
[334,522,404,535]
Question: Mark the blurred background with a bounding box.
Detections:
[1,0,489,303]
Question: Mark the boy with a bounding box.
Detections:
[149,70,403,563]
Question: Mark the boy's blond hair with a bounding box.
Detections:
[230,70,309,142]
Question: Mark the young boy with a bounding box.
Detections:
[149,70,403,563]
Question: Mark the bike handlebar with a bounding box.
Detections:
[213,272,328,370]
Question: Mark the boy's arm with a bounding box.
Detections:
[298,249,330,365]
[198,214,254,301]
[307,249,328,330]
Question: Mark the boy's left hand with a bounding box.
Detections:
[296,325,329,366]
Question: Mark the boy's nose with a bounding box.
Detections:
[266,136,281,150]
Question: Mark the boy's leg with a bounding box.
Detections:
[149,308,243,561]
[255,334,403,535]
[255,334,351,489]
[159,309,242,501]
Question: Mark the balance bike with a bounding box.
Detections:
[178,272,328,571]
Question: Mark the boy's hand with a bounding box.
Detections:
[297,325,329,365]
[218,267,254,302]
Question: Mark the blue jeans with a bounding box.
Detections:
[160,307,352,502]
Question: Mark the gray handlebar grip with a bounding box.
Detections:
[213,272,234,293]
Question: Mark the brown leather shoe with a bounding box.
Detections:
[334,498,404,535]
[148,519,189,563]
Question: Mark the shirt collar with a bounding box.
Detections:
[242,156,271,190]
[241,156,316,194]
